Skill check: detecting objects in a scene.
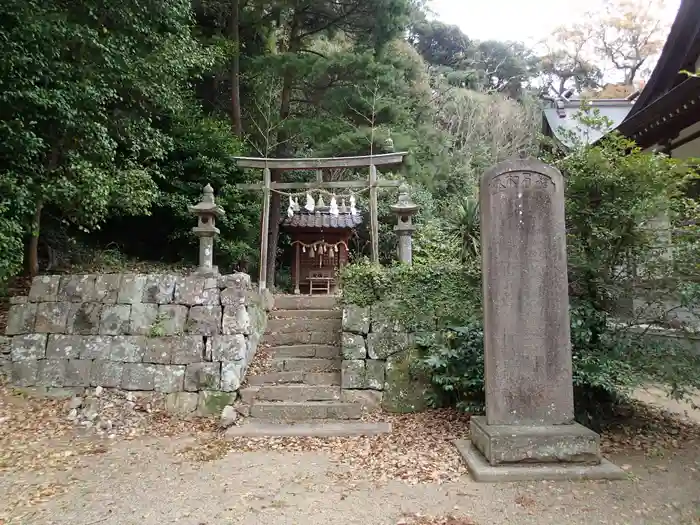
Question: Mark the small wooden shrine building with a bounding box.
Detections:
[281,196,362,295]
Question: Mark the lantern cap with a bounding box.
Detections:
[390,183,419,215]
[189,183,225,217]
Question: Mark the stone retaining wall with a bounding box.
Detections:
[2,272,271,415]
[338,306,700,416]
[341,304,431,413]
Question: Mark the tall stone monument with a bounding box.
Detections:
[456,158,624,482]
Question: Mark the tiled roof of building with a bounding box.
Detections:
[281,208,363,229]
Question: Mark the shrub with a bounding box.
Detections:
[547,121,700,321]
[416,323,485,413]
[415,300,700,429]
[340,259,481,330]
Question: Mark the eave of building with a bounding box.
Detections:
[616,0,700,148]
[280,209,363,230]
[617,76,700,150]
[669,120,700,158]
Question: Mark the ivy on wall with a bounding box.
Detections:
[340,258,481,330]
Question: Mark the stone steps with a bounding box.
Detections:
[273,295,339,311]
[245,371,341,386]
[270,309,341,320]
[268,345,340,359]
[240,384,341,403]
[272,357,341,373]
[238,294,371,430]
[225,420,391,437]
[266,317,341,334]
[249,401,363,420]
[263,331,339,346]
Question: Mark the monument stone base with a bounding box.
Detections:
[458,416,626,482]
[470,416,601,465]
[456,440,627,482]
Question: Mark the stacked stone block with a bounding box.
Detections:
[0,334,10,379]
[5,272,268,406]
[341,304,430,413]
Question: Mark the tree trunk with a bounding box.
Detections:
[230,0,243,136]
[264,27,298,288]
[626,59,644,87]
[26,200,43,277]
[26,146,59,277]
[265,66,294,287]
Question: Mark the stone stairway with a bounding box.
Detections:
[236,294,366,426]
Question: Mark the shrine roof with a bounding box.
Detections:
[281,208,363,229]
[616,0,700,147]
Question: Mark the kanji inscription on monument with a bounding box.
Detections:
[488,171,554,194]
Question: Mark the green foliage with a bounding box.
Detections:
[416,323,485,413]
[545,119,700,318]
[0,0,550,288]
[411,219,461,266]
[445,196,480,263]
[427,87,541,202]
[349,182,439,264]
[0,205,23,284]
[415,302,700,428]
[472,40,540,97]
[340,259,393,307]
[0,0,231,281]
[407,19,541,96]
[100,113,259,270]
[0,0,260,281]
[408,20,472,69]
[340,259,481,330]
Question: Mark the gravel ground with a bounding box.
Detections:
[632,386,700,424]
[2,436,699,525]
[1,387,700,525]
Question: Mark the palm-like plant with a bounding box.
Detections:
[446,195,481,262]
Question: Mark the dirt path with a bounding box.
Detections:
[1,436,699,525]
[1,388,699,525]
[632,386,700,424]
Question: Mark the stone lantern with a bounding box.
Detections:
[189,183,225,276]
[390,183,419,265]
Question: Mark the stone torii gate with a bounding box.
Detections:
[234,152,408,291]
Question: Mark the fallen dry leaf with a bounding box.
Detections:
[243,343,274,379]
[0,383,216,523]
[514,494,538,509]
[178,409,471,485]
[600,400,700,455]
[398,512,478,525]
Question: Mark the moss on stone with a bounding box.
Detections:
[381,346,432,414]
[199,391,235,416]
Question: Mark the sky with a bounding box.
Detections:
[429,0,681,47]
